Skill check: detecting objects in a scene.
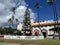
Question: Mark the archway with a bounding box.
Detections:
[33,28,41,36]
[41,28,47,38]
[34,29,40,36]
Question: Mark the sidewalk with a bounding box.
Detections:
[0,43,19,45]
[0,43,40,45]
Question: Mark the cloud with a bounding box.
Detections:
[0,0,36,27]
[0,3,5,10]
[0,0,15,27]
[15,6,36,22]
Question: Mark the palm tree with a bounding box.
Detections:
[12,15,14,20]
[15,18,19,28]
[34,3,42,32]
[8,18,12,27]
[10,7,16,14]
[34,3,40,22]
[10,7,16,27]
[9,7,19,29]
[34,3,40,9]
[11,15,15,27]
[15,18,18,22]
[8,16,15,28]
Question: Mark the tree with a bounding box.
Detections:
[15,18,18,22]
[10,7,16,14]
[0,27,2,34]
[11,15,15,26]
[3,27,16,35]
[10,7,15,27]
[22,8,32,36]
[8,18,12,27]
[9,7,16,28]
[34,3,40,9]
[15,18,19,28]
[34,3,40,22]
[34,3,42,31]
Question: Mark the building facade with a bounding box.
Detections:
[17,19,60,38]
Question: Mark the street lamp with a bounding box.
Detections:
[47,0,58,39]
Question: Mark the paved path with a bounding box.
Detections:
[0,43,19,45]
[0,43,40,45]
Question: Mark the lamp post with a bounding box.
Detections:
[47,0,58,39]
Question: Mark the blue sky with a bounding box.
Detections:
[25,0,60,21]
[0,0,60,27]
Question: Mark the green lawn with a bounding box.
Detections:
[0,38,60,45]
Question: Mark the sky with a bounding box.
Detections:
[25,0,60,21]
[0,0,60,27]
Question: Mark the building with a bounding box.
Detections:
[17,19,60,38]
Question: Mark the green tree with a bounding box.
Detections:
[11,7,15,27]
[8,18,12,27]
[3,27,15,35]
[8,7,16,27]
[10,7,15,14]
[15,18,18,22]
[34,3,40,9]
[11,15,15,26]
[0,27,2,34]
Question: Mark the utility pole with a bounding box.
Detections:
[47,0,58,39]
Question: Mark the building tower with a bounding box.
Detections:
[22,7,32,36]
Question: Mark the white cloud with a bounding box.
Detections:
[0,0,36,27]
[0,0,15,26]
[0,3,5,10]
[15,6,26,22]
[15,5,36,22]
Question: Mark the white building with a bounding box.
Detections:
[17,19,34,31]
[17,22,23,31]
[17,19,60,38]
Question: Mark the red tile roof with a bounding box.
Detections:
[31,21,60,27]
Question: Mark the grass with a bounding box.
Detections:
[0,38,60,45]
